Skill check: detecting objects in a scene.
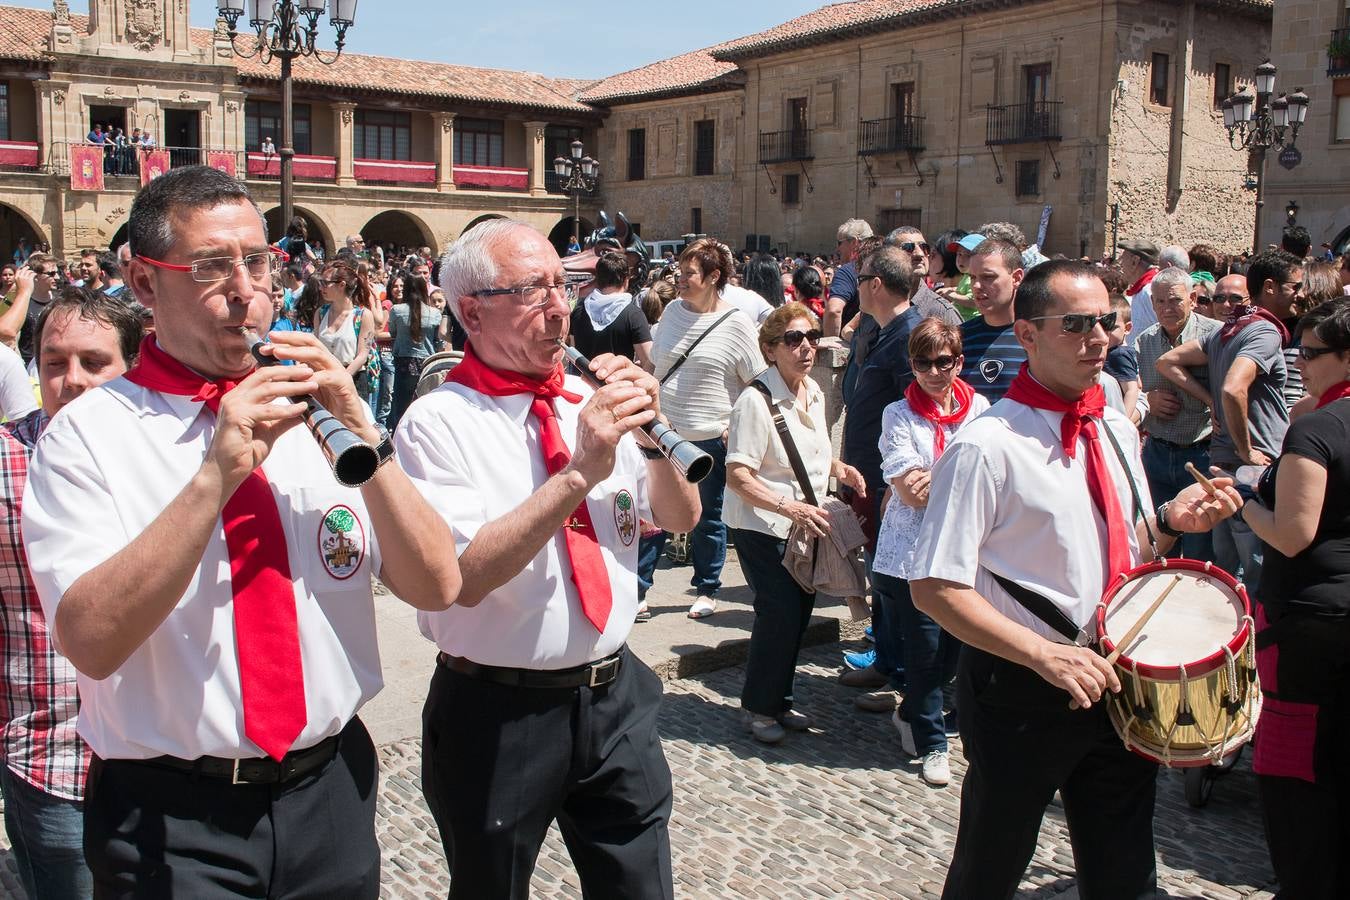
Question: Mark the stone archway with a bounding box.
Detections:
[547,216,594,258]
[263,206,334,258]
[109,221,129,251]
[361,210,436,260]
[0,203,47,259]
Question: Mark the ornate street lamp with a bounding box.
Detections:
[216,0,358,240]
[1222,60,1309,253]
[553,140,600,248]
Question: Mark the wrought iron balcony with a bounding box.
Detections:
[758,129,813,164]
[985,101,1063,145]
[858,116,925,155]
[1329,28,1350,77]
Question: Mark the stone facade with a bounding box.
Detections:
[1261,0,1350,252]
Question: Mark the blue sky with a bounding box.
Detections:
[12,1,826,79]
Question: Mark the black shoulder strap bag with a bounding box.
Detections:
[657,310,738,386]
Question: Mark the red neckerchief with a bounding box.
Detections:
[1220,304,1291,347]
[122,335,306,761]
[904,377,976,459]
[1004,364,1131,583]
[446,342,611,632]
[1316,380,1350,409]
[1124,266,1158,298]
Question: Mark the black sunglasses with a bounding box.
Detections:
[779,329,822,349]
[897,241,932,255]
[1026,312,1118,334]
[1212,293,1245,304]
[913,354,957,373]
[1298,344,1342,361]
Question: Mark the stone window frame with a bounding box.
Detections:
[1149,52,1172,108]
[692,118,715,177]
[1014,157,1042,200]
[1138,37,1178,112]
[782,172,801,206]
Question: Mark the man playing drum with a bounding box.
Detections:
[910,260,1240,899]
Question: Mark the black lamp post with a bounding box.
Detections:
[216,0,358,240]
[1221,60,1309,253]
[552,140,599,244]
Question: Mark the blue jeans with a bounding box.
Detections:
[637,529,668,603]
[375,347,395,427]
[1213,516,1264,590]
[1,764,91,900]
[869,567,907,691]
[735,528,815,716]
[388,356,422,434]
[1141,438,1213,561]
[894,578,956,754]
[688,437,728,597]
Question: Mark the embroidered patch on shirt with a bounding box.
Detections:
[614,490,637,547]
[318,505,365,580]
[980,359,1004,383]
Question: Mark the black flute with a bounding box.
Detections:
[560,342,713,484]
[247,332,380,487]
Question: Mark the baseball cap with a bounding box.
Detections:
[947,233,986,253]
[1117,238,1160,264]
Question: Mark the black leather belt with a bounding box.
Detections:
[436,648,625,690]
[136,734,340,785]
[1150,436,1210,451]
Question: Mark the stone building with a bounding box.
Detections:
[1261,0,1350,254]
[0,1,602,257]
[586,0,1273,257]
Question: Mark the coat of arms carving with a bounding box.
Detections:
[125,0,163,51]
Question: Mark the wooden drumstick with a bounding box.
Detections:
[1185,461,1218,495]
[1105,574,1183,665]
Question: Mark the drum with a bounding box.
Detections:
[415,350,463,399]
[1096,558,1260,768]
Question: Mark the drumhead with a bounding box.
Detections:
[1101,567,1244,668]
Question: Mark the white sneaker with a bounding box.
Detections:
[891,708,918,757]
[922,750,951,786]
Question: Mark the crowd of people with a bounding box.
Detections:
[0,164,1347,899]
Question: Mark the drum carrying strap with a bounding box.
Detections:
[987,571,1090,646]
[1100,422,1160,560]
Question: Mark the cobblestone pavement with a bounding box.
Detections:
[374,642,1278,899]
[0,640,1277,899]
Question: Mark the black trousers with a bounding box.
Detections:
[84,717,380,900]
[942,647,1158,900]
[421,647,674,900]
[734,527,815,717]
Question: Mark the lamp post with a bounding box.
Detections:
[216,0,357,241]
[1221,60,1309,253]
[552,140,599,246]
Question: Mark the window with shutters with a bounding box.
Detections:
[355,109,411,161]
[454,118,504,167]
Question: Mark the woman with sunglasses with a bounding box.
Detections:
[313,260,377,409]
[1233,299,1350,899]
[872,318,989,784]
[725,302,866,743]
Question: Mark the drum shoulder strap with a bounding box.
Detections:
[1100,420,1159,557]
[987,570,1088,646]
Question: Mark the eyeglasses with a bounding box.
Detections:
[320,278,345,286]
[473,280,577,309]
[1282,281,1303,292]
[137,248,285,284]
[1298,344,1342,361]
[34,269,57,277]
[777,329,822,349]
[1212,293,1246,304]
[857,271,877,281]
[1026,312,1118,334]
[913,354,958,373]
[896,241,931,255]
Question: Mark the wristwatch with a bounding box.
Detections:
[1155,501,1184,538]
[373,424,395,469]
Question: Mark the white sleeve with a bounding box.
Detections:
[393,404,487,551]
[0,345,36,421]
[725,387,772,472]
[907,441,1000,589]
[731,318,769,386]
[879,401,926,482]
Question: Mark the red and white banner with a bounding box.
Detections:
[353,158,437,184]
[69,144,105,191]
[245,152,337,180]
[139,148,171,186]
[0,141,39,168]
[452,165,528,191]
[207,151,238,178]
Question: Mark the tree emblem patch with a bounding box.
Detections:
[318,505,365,580]
[613,490,637,547]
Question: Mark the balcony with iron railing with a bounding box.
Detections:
[1328,27,1350,77]
[857,116,925,155]
[985,101,1063,145]
[758,129,813,164]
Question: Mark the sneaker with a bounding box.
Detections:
[839,666,888,688]
[853,689,899,713]
[921,750,951,786]
[864,625,875,643]
[892,708,918,757]
[777,709,812,731]
[843,648,875,670]
[742,711,785,744]
[634,602,652,623]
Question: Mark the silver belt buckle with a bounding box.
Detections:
[231,759,245,785]
[587,656,620,688]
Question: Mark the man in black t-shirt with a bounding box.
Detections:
[569,250,652,370]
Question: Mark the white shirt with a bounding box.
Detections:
[909,394,1153,644]
[1127,281,1157,348]
[724,367,830,539]
[651,300,765,441]
[0,343,36,421]
[395,376,651,669]
[721,284,774,324]
[873,390,990,579]
[22,379,384,760]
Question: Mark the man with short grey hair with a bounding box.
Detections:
[884,227,962,326]
[825,218,874,337]
[1159,245,1190,271]
[345,234,366,257]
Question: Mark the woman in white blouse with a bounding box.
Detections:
[874,318,989,785]
[725,303,866,744]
